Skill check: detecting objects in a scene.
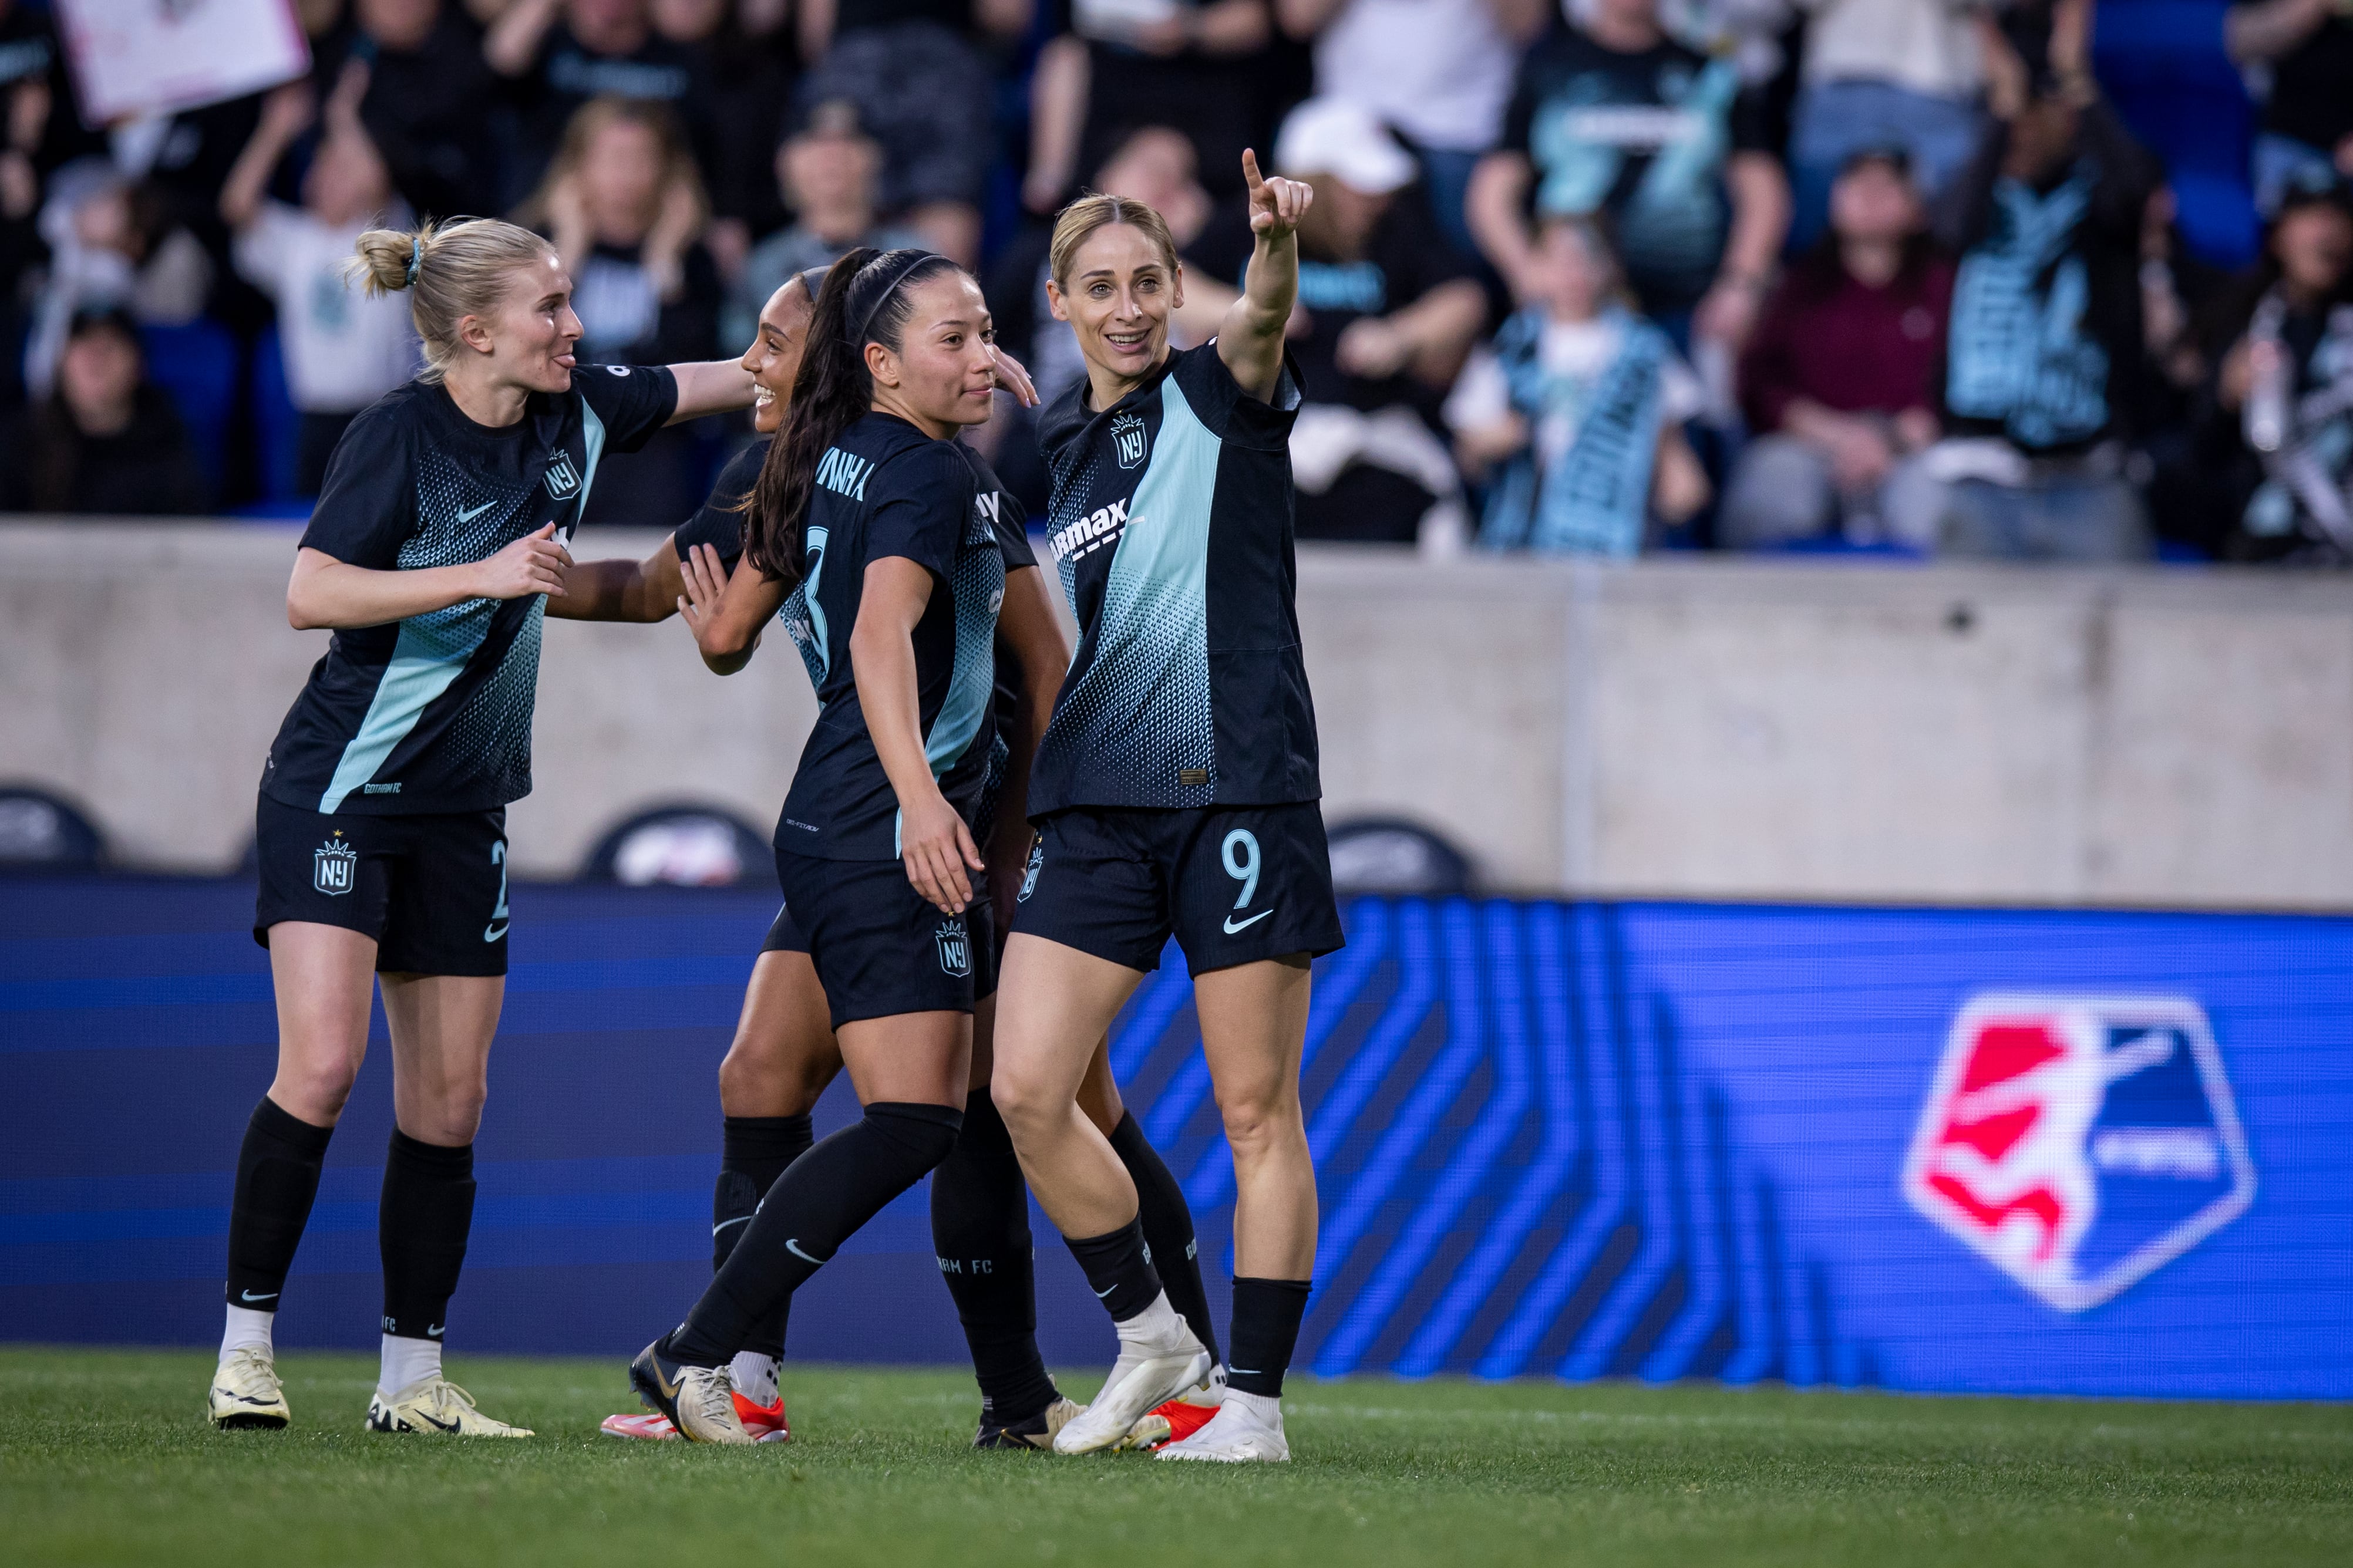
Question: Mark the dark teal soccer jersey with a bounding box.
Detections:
[260,367,676,816]
[1030,342,1321,815]
[772,413,1014,862]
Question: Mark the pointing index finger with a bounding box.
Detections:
[1241,147,1264,197]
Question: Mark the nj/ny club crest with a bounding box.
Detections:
[543,450,581,500]
[1902,994,2256,1311]
[1110,412,1148,470]
[314,834,357,896]
[934,918,971,977]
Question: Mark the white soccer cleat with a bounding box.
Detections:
[207,1346,290,1430]
[1122,1362,1227,1450]
[365,1375,534,1437]
[1053,1323,1212,1455]
[1156,1390,1288,1464]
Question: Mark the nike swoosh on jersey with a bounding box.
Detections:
[1223,909,1274,934]
[457,501,498,524]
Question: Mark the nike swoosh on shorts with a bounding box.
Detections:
[1224,909,1274,935]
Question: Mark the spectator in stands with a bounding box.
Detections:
[24,167,212,397]
[0,306,207,515]
[1025,0,1273,214]
[1446,213,1711,554]
[486,0,713,205]
[0,0,48,410]
[725,99,924,352]
[1924,0,2160,561]
[313,0,500,221]
[2226,0,2353,217]
[2200,174,2353,562]
[1467,0,1790,380]
[1784,0,1986,249]
[1723,147,1952,548]
[652,0,796,274]
[1273,0,1548,252]
[519,95,723,524]
[220,78,420,497]
[1190,97,1486,545]
[797,0,1034,264]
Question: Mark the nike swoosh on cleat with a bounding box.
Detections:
[240,1290,278,1303]
[1223,909,1274,934]
[415,1411,462,1433]
[785,1239,826,1265]
[457,501,497,524]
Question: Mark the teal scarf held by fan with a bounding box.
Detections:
[1478,306,1668,556]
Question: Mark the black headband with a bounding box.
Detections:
[846,249,940,348]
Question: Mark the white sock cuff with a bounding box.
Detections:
[378,1333,443,1396]
[1114,1289,1184,1346]
[220,1304,274,1359]
[1227,1388,1283,1425]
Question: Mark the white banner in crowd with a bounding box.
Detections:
[53,0,310,126]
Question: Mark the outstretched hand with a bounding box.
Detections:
[675,542,736,659]
[989,343,1041,409]
[1243,148,1312,245]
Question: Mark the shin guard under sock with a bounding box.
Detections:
[1065,1216,1163,1323]
[931,1090,1057,1423]
[717,1114,814,1362]
[671,1101,962,1367]
[379,1131,475,1342]
[225,1097,334,1311]
[1109,1110,1220,1365]
[1226,1277,1311,1397]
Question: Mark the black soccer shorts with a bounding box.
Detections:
[1010,802,1345,976]
[252,794,510,977]
[776,851,987,1029]
[761,877,1000,1002]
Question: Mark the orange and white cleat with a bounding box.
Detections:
[600,1389,789,1444]
[1123,1363,1227,1451]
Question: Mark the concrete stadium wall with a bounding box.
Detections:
[4,521,2349,908]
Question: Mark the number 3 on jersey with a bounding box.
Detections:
[1221,829,1271,935]
[484,840,510,943]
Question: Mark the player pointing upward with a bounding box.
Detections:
[991,151,1344,1462]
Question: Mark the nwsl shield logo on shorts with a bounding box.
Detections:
[1902,994,2256,1311]
[313,835,356,896]
[935,919,971,977]
[1110,412,1147,470]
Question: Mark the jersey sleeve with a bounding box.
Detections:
[671,440,768,566]
[575,363,679,454]
[866,441,974,578]
[297,399,417,567]
[1175,342,1302,453]
[959,446,1036,569]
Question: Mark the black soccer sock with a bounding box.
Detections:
[1108,1110,1221,1366]
[1227,1277,1312,1397]
[716,1114,815,1363]
[224,1096,335,1310]
[1065,1215,1163,1324]
[379,1131,476,1341]
[669,1101,963,1367]
[931,1090,1058,1424]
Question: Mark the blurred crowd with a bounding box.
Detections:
[1,0,2349,564]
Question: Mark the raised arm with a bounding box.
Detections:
[220,83,314,231]
[853,556,984,915]
[484,0,564,77]
[1217,149,1314,403]
[2225,0,2332,63]
[666,360,760,424]
[287,524,571,630]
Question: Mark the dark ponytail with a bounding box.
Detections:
[742,245,966,581]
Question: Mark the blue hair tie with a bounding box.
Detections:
[405,235,423,286]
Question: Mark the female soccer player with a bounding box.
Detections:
[554,269,1230,1449]
[207,216,755,1437]
[624,247,1061,1445]
[990,152,1344,1463]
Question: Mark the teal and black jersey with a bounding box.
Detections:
[260,366,677,816]
[773,412,1010,861]
[1030,342,1320,815]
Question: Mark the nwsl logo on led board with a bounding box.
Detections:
[1903,995,2256,1311]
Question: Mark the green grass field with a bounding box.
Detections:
[3,1348,2349,1567]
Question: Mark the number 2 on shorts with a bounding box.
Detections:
[1221,828,1261,910]
[485,839,511,943]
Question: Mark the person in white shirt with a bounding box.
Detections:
[1274,0,1550,250]
[221,72,422,495]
